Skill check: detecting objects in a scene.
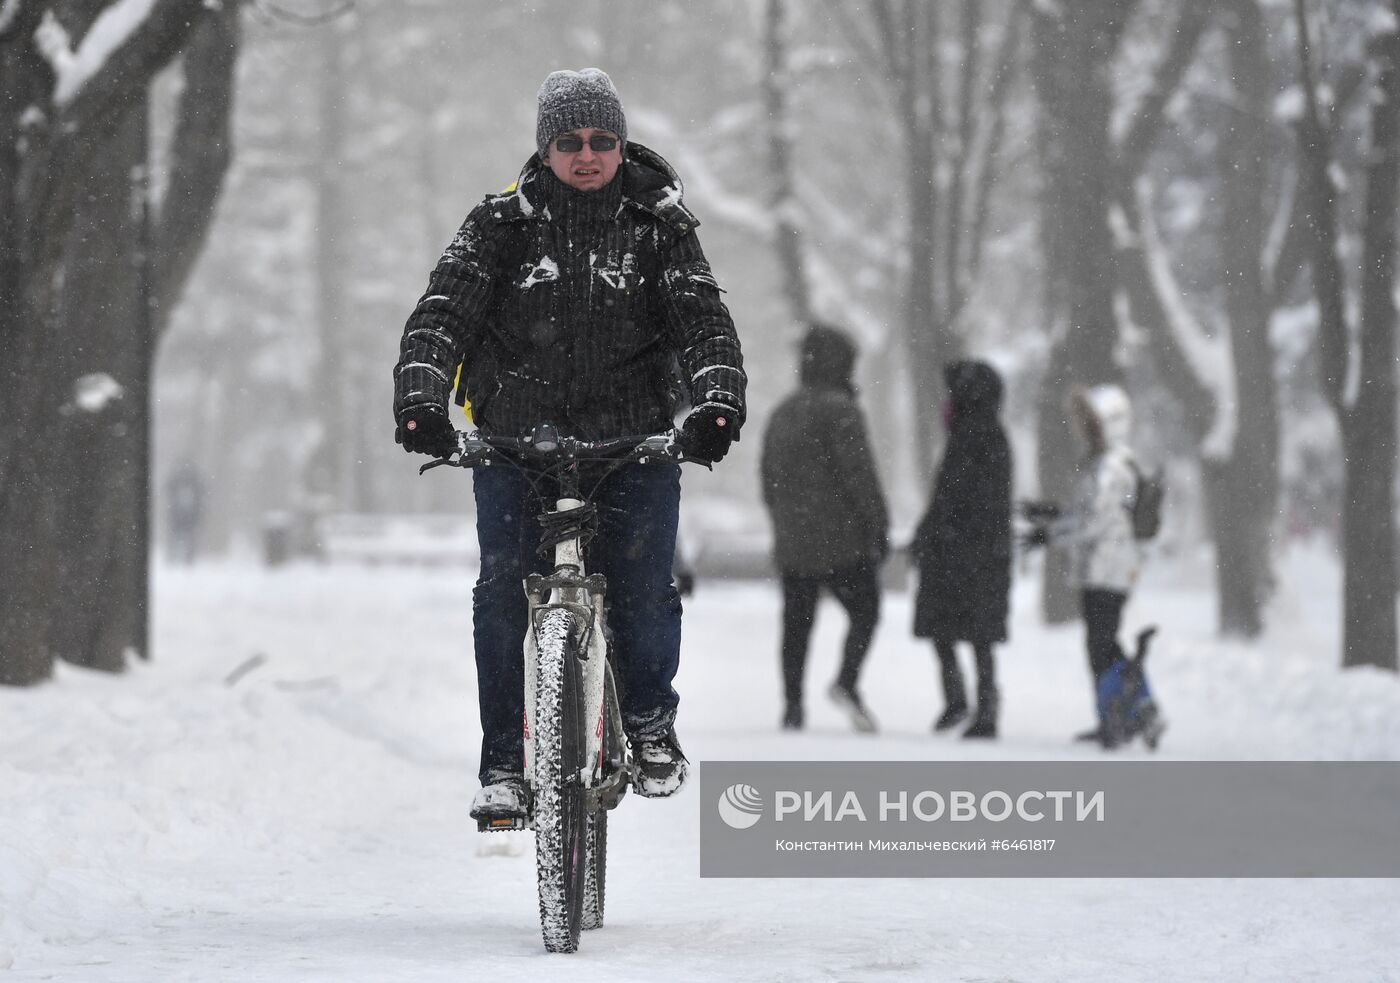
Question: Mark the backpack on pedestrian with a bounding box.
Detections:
[1127,462,1165,542]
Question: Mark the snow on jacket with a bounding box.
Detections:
[393,143,745,440]
[910,361,1012,643]
[1063,384,1142,593]
[760,327,888,577]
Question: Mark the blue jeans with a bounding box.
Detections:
[472,463,683,783]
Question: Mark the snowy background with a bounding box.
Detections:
[3,542,1399,981]
[7,1,1400,979]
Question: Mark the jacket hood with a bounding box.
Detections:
[800,323,857,392]
[1080,383,1132,448]
[503,141,698,233]
[944,359,1002,424]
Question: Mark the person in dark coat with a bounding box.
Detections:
[910,360,1012,739]
[392,69,745,816]
[760,323,889,733]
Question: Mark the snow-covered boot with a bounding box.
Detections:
[632,728,689,798]
[470,773,529,823]
[781,703,804,730]
[828,682,878,733]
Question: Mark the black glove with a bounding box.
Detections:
[678,402,740,463]
[395,403,456,456]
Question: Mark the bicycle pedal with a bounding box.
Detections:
[477,815,530,832]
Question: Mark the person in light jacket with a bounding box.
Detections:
[1063,384,1143,741]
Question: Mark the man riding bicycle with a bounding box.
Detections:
[392,68,746,819]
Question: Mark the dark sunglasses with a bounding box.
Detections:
[553,133,619,153]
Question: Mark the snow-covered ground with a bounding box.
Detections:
[3,543,1399,981]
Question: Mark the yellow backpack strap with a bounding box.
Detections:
[452,362,473,423]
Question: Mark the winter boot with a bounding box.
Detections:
[933,643,969,732]
[470,772,529,824]
[933,665,969,733]
[933,701,969,733]
[828,682,878,733]
[962,685,998,740]
[781,703,804,731]
[632,728,689,798]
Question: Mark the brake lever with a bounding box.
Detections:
[633,433,706,467]
[419,431,472,474]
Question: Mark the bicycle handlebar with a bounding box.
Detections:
[418,425,691,475]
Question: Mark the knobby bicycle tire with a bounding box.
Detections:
[533,608,588,953]
[582,813,607,930]
[581,667,620,930]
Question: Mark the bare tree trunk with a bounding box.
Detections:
[966,0,1025,287]
[47,108,149,671]
[0,0,211,685]
[153,8,241,325]
[50,4,239,672]
[1344,16,1399,670]
[763,0,811,329]
[1206,0,1280,639]
[906,3,943,482]
[943,0,980,316]
[0,6,61,685]
[307,16,355,511]
[1031,3,1132,622]
[1111,0,1294,639]
[873,1,943,483]
[1294,0,1400,671]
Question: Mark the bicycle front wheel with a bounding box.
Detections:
[533,608,588,953]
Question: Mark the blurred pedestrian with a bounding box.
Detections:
[165,460,204,565]
[1062,384,1146,743]
[910,360,1012,739]
[760,322,888,733]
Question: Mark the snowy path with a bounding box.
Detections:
[3,550,1399,981]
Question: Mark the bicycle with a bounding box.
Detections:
[422,422,692,953]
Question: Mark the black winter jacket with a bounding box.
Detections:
[394,144,745,440]
[760,330,888,577]
[911,361,1012,643]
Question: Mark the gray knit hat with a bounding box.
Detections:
[535,68,627,159]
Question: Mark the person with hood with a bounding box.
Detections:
[1061,384,1144,742]
[910,360,1012,739]
[760,322,888,733]
[392,69,746,819]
